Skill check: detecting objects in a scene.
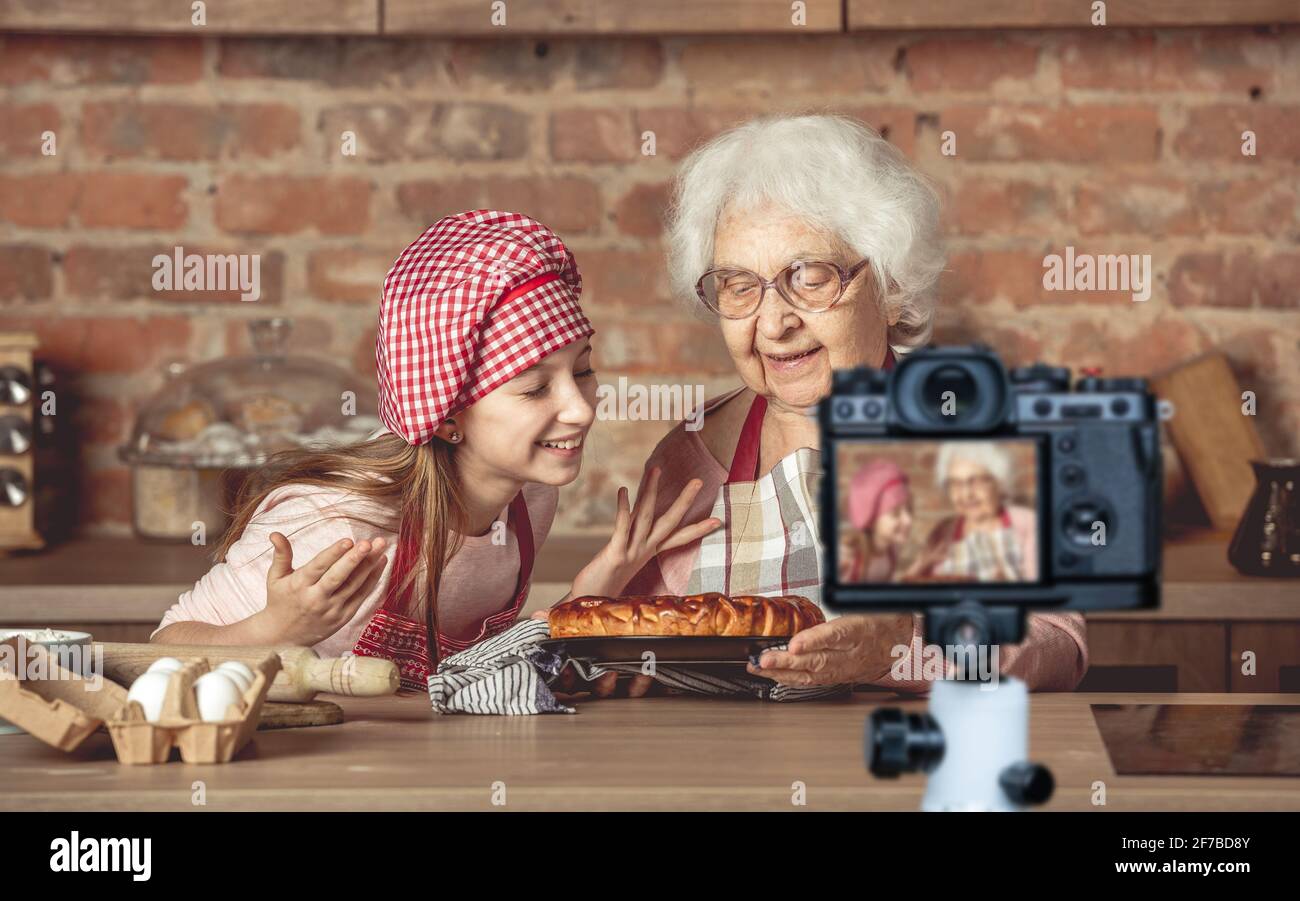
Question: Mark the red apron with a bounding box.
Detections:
[728,348,896,482]
[685,348,896,606]
[351,492,535,693]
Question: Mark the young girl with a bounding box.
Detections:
[151,210,720,692]
[838,459,914,584]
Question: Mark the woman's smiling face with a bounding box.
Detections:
[944,458,1002,524]
[711,200,893,410]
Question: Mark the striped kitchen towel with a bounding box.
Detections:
[426,619,847,715]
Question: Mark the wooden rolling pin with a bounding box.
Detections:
[96,643,400,703]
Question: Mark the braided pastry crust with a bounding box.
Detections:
[547,593,824,638]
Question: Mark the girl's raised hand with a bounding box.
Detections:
[572,466,722,599]
[902,540,949,582]
[258,532,388,646]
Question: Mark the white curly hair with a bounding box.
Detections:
[664,113,946,354]
[935,441,1015,498]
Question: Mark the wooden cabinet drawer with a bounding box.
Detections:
[1080,621,1227,692]
[1230,623,1300,692]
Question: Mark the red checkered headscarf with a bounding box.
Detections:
[376,210,594,446]
[848,459,910,531]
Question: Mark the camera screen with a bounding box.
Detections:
[834,439,1041,585]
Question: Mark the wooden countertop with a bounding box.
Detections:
[1,532,1295,623]
[1,691,1297,812]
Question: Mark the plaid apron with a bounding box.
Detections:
[686,352,896,610]
[933,510,1025,582]
[685,392,826,607]
[352,492,534,692]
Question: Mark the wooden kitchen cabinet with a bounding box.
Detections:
[1079,621,1227,693]
[1079,532,1298,693]
[0,0,382,33]
[4,0,1296,35]
[1230,624,1300,693]
[847,0,1300,29]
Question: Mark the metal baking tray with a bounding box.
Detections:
[538,635,790,665]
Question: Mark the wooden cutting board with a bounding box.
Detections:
[1152,351,1267,530]
[256,700,344,730]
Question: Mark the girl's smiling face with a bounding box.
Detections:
[871,500,914,550]
[453,339,598,487]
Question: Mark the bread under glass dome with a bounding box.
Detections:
[118,318,381,540]
[120,318,381,469]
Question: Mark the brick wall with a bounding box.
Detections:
[1,28,1296,537]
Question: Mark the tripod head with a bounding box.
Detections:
[921,598,1025,682]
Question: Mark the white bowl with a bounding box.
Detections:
[0,629,94,736]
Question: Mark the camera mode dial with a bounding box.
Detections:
[1009,364,1071,392]
[1077,375,1149,393]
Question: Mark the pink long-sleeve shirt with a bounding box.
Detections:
[622,392,1089,693]
[153,480,558,658]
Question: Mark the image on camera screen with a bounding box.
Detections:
[835,439,1040,585]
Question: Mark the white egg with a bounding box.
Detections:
[215,670,251,693]
[126,672,173,722]
[146,657,184,675]
[214,661,255,691]
[193,672,243,723]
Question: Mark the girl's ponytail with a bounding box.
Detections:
[215,432,467,666]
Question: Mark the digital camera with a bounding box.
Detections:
[818,345,1161,644]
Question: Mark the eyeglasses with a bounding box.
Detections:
[946,474,997,493]
[695,258,871,320]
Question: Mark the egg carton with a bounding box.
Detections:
[108,655,281,765]
[0,638,281,765]
[0,638,122,751]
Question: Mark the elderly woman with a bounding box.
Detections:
[622,113,1087,693]
[905,443,1038,583]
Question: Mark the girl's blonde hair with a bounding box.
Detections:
[214,432,466,664]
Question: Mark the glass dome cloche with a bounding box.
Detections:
[118,318,381,540]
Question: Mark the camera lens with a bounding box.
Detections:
[922,365,979,421]
[890,349,1010,433]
